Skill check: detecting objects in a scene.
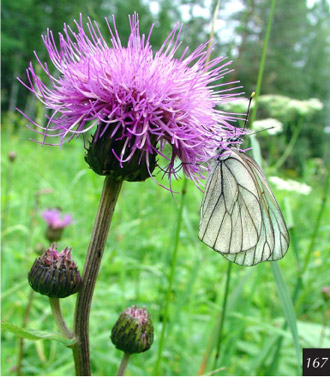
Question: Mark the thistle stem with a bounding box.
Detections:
[116,352,131,376]
[49,297,74,339]
[72,176,123,376]
[213,262,232,370]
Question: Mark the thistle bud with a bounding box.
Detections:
[85,125,157,182]
[42,209,72,243]
[8,151,17,163]
[321,286,330,302]
[111,306,154,354]
[45,227,64,243]
[28,245,82,298]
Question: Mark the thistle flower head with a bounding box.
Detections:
[18,13,246,188]
[28,244,82,298]
[111,306,154,354]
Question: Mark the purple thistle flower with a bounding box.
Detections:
[18,13,246,188]
[42,209,72,229]
[42,209,72,242]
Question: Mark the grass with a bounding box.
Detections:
[2,125,330,376]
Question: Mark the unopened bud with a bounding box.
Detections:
[8,151,17,163]
[111,306,154,354]
[28,245,82,298]
[42,209,72,242]
[85,125,157,181]
[321,286,330,302]
[45,227,64,243]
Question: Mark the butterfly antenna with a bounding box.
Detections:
[244,91,255,130]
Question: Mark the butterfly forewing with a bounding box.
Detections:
[199,148,289,266]
[242,152,290,260]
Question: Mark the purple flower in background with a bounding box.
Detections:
[18,13,246,187]
[43,209,72,229]
[42,209,72,242]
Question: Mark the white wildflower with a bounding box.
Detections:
[221,98,251,114]
[258,95,324,118]
[288,98,324,116]
[253,118,283,135]
[269,176,312,195]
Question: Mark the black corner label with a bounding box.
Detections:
[303,348,330,376]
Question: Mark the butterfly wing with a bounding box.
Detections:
[228,152,289,263]
[199,149,289,266]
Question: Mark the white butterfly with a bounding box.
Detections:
[199,146,290,266]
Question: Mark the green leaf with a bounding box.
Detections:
[271,263,301,374]
[1,321,76,346]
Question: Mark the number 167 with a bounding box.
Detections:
[306,357,328,368]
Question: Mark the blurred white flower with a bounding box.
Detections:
[252,118,283,135]
[258,95,324,119]
[221,98,251,113]
[269,176,312,195]
[288,98,324,116]
[306,98,324,111]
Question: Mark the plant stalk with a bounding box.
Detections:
[16,290,34,375]
[267,155,330,374]
[72,176,123,375]
[273,118,303,170]
[301,157,330,275]
[153,178,188,375]
[213,262,232,370]
[116,352,131,376]
[249,0,276,126]
[49,298,74,339]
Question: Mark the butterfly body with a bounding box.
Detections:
[199,147,289,266]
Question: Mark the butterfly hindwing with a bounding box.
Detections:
[199,148,289,266]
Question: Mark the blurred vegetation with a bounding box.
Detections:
[1,0,330,376]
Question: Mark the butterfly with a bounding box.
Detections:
[199,144,290,266]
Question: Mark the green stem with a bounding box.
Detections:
[212,262,232,370]
[16,290,34,375]
[3,158,14,230]
[116,352,131,376]
[301,158,330,275]
[273,118,303,170]
[266,162,330,374]
[72,176,123,376]
[206,0,221,66]
[248,0,301,373]
[319,301,329,347]
[153,178,188,375]
[271,263,301,374]
[249,0,276,126]
[49,298,74,339]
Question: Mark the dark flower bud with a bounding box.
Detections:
[111,306,154,354]
[28,245,82,298]
[321,286,330,302]
[34,242,45,256]
[8,151,17,163]
[85,125,157,182]
[45,227,64,243]
[42,209,72,243]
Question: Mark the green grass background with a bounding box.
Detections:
[1,124,330,376]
